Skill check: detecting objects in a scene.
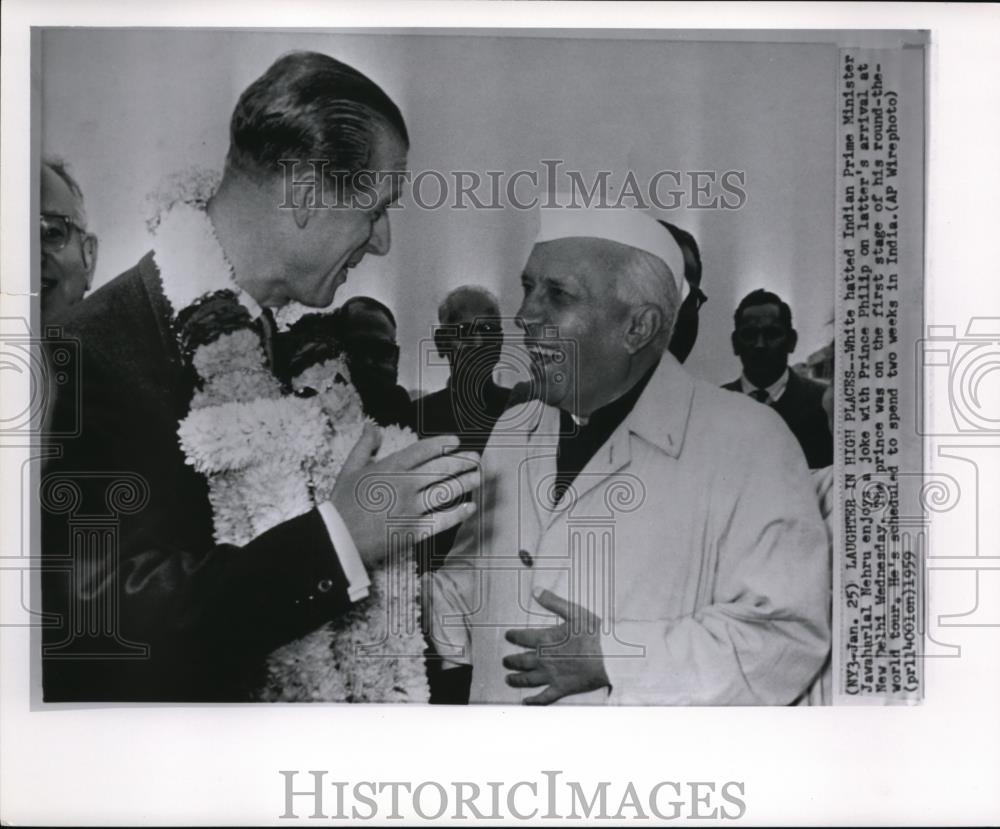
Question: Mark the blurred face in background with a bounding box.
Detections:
[41,165,97,320]
[340,306,401,394]
[731,301,797,389]
[438,293,504,388]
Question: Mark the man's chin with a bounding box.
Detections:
[529,368,572,410]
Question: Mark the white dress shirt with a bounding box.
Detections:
[317,503,370,602]
[738,367,790,404]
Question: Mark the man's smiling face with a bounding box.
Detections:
[287,128,408,308]
[516,238,634,416]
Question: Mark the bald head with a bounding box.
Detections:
[435,284,504,379]
[438,285,500,325]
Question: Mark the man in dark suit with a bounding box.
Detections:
[722,288,833,469]
[414,285,511,455]
[336,296,415,430]
[41,51,479,701]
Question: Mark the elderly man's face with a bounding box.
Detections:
[41,166,97,320]
[517,238,634,415]
[442,294,504,379]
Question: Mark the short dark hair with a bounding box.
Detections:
[43,156,85,203]
[226,51,409,181]
[659,220,702,287]
[338,295,397,330]
[734,288,793,330]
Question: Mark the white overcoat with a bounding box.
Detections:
[427,354,831,704]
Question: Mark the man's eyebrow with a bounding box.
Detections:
[542,272,580,291]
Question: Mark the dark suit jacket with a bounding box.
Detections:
[722,370,833,469]
[413,379,512,455]
[410,380,511,577]
[42,253,354,701]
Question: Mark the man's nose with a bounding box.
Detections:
[367,212,391,256]
[516,296,547,333]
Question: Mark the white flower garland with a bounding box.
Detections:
[152,173,428,703]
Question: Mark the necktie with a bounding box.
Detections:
[749,387,770,404]
[258,307,277,369]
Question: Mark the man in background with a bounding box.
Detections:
[414,285,511,455]
[336,295,414,430]
[723,288,833,469]
[40,158,98,321]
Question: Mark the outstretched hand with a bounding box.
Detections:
[330,424,481,567]
[503,588,610,705]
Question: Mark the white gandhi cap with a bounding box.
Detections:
[535,205,689,303]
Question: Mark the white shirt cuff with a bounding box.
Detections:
[317,501,370,602]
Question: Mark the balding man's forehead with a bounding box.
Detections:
[451,295,498,321]
[41,166,87,227]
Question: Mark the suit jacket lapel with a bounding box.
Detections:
[136,251,191,419]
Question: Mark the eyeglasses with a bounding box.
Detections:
[438,320,504,341]
[40,213,87,252]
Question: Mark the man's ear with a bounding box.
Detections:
[731,330,741,356]
[786,327,799,354]
[82,234,98,288]
[623,304,663,355]
[289,170,321,229]
[292,200,313,230]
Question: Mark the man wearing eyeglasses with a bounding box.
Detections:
[723,288,833,468]
[40,159,98,321]
[414,285,512,456]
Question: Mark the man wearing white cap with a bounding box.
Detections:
[426,205,830,705]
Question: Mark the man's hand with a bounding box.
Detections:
[503,588,610,705]
[330,425,481,567]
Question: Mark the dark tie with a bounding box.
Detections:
[258,307,277,369]
[749,388,770,404]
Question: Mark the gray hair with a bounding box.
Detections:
[437,285,500,325]
[42,156,88,226]
[613,247,681,345]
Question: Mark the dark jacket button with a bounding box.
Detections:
[518,549,533,567]
[317,578,334,593]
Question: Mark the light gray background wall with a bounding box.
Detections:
[40,29,835,392]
